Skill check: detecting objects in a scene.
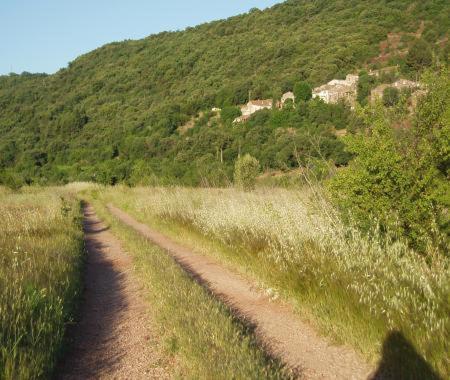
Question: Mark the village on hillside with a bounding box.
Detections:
[226,20,432,124]
[229,69,423,124]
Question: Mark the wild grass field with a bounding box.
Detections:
[0,187,84,380]
[89,185,450,378]
[1,181,447,379]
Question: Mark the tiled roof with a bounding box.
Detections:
[249,99,272,107]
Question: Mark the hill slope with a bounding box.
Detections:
[0,0,448,185]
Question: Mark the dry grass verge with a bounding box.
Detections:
[0,187,84,379]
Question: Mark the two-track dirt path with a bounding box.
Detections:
[56,204,170,380]
[108,204,374,380]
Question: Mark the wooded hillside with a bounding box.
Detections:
[0,0,448,185]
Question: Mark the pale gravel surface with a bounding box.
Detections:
[108,204,374,380]
[56,204,171,380]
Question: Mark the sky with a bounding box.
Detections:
[1,1,281,75]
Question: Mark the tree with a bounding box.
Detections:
[0,0,447,186]
[0,140,17,168]
[406,39,433,72]
[329,70,450,254]
[382,87,399,107]
[221,106,241,124]
[128,160,159,186]
[57,109,89,135]
[234,154,259,191]
[357,70,375,106]
[294,81,312,102]
[0,169,24,190]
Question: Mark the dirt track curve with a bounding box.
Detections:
[56,204,169,380]
[108,204,373,380]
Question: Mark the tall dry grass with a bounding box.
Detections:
[0,187,84,379]
[93,185,449,377]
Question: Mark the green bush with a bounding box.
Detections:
[329,70,450,255]
[293,81,312,102]
[406,39,433,72]
[0,169,24,190]
[357,71,376,106]
[382,87,400,107]
[128,160,160,186]
[221,106,241,124]
[234,154,259,191]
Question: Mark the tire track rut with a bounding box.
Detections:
[107,203,373,380]
[55,204,169,380]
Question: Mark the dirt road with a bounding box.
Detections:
[55,204,169,380]
[108,204,373,380]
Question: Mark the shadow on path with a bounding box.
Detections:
[54,205,130,379]
[370,331,442,380]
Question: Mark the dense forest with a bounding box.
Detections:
[0,0,449,186]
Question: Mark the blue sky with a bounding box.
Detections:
[1,1,281,75]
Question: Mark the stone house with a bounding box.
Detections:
[370,79,419,103]
[233,114,251,124]
[312,74,359,107]
[234,99,273,123]
[242,99,273,116]
[368,65,399,78]
[279,91,295,108]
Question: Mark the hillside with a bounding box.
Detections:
[0,0,449,186]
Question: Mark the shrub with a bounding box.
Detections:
[221,106,241,124]
[0,170,24,190]
[382,87,400,107]
[329,70,449,254]
[234,154,259,191]
[128,160,160,186]
[406,39,433,72]
[357,71,376,106]
[293,81,312,102]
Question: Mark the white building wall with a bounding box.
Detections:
[313,90,330,103]
[242,103,272,116]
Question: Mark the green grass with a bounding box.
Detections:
[88,195,292,380]
[0,187,84,380]
[88,185,449,379]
